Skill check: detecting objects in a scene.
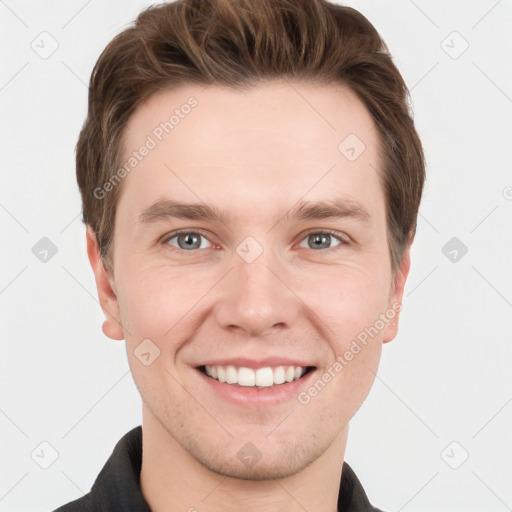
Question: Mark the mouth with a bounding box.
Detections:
[197,364,316,388]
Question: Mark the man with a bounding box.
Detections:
[54,0,425,510]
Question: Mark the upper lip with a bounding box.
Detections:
[194,357,315,369]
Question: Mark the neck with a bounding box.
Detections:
[140,405,348,512]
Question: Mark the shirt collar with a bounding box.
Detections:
[57,426,382,512]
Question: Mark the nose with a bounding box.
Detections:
[213,249,300,337]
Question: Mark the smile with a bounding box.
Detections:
[198,364,314,388]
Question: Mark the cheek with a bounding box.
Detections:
[116,262,200,338]
[302,264,392,342]
[117,266,193,401]
[116,249,392,352]
[303,270,388,417]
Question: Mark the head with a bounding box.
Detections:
[80,0,425,480]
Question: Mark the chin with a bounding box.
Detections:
[197,449,313,481]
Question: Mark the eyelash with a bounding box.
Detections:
[160,228,349,255]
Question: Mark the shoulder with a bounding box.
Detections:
[49,493,94,512]
[340,462,388,512]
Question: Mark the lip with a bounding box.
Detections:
[194,357,314,369]
[194,365,317,408]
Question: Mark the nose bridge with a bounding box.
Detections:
[214,242,299,336]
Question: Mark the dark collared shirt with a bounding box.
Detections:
[52,426,384,512]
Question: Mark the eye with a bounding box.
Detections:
[161,229,348,255]
[298,230,347,251]
[162,230,213,252]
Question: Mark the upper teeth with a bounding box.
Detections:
[203,364,307,387]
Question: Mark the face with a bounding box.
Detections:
[87,80,410,480]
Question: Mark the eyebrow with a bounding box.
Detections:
[136,197,371,226]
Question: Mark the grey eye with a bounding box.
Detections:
[300,232,342,250]
[167,232,210,251]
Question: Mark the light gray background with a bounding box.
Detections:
[1,1,511,511]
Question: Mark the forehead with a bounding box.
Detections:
[117,80,384,226]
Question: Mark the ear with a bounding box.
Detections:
[85,225,124,340]
[382,244,411,344]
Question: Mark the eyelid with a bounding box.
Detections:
[295,228,350,253]
[160,228,217,249]
[299,228,350,245]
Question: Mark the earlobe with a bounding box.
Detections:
[382,245,411,344]
[85,225,125,341]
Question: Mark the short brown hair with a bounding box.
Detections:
[77,0,425,273]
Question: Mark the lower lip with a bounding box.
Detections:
[195,367,316,408]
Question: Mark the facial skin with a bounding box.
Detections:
[86,80,410,512]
